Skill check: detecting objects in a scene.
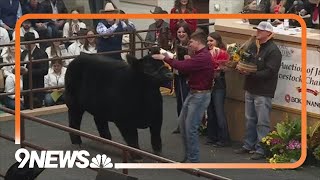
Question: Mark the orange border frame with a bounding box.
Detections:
[14,13,307,169]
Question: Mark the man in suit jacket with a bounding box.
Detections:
[22,32,49,109]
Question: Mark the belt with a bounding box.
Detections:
[190,89,211,94]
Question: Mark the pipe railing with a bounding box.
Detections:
[0,106,230,180]
[0,22,215,109]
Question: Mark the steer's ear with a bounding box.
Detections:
[126,54,139,67]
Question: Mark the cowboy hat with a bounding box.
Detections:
[99,2,120,13]
[150,6,167,14]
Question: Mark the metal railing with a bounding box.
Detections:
[0,22,214,110]
[0,106,230,180]
[0,23,227,179]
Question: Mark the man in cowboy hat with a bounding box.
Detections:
[96,2,135,60]
[145,6,170,50]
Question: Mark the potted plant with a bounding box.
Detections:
[261,114,301,163]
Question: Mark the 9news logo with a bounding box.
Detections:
[15,148,113,169]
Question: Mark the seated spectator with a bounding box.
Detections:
[0,0,22,39]
[63,9,87,39]
[45,31,69,68]
[4,57,26,110]
[81,29,97,54]
[12,19,40,41]
[22,0,42,31]
[96,2,135,60]
[38,0,68,38]
[66,28,87,66]
[1,41,22,77]
[4,70,25,110]
[145,6,170,50]
[44,59,66,106]
[0,26,10,55]
[22,0,41,15]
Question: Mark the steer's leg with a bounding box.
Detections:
[149,99,163,155]
[150,114,163,155]
[93,116,112,140]
[116,124,142,161]
[68,108,84,145]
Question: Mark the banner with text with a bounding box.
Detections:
[273,45,320,115]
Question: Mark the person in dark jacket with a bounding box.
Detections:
[22,0,42,28]
[234,21,282,160]
[22,32,49,109]
[0,0,22,39]
[38,0,68,38]
[145,6,170,49]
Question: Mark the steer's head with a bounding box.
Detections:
[126,54,173,83]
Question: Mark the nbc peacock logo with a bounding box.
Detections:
[15,148,114,169]
[90,154,113,168]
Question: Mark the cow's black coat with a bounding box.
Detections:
[65,53,173,155]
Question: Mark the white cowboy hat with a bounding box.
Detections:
[104,2,115,11]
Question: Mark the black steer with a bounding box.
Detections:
[64,53,173,156]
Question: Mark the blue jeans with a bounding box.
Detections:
[243,91,272,155]
[44,93,65,107]
[207,89,229,143]
[179,91,211,162]
[4,97,25,110]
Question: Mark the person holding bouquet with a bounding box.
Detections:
[234,21,282,160]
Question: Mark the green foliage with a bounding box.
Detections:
[307,121,320,149]
[262,114,301,164]
[313,145,320,161]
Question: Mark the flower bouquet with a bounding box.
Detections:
[235,36,258,73]
[225,43,241,68]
